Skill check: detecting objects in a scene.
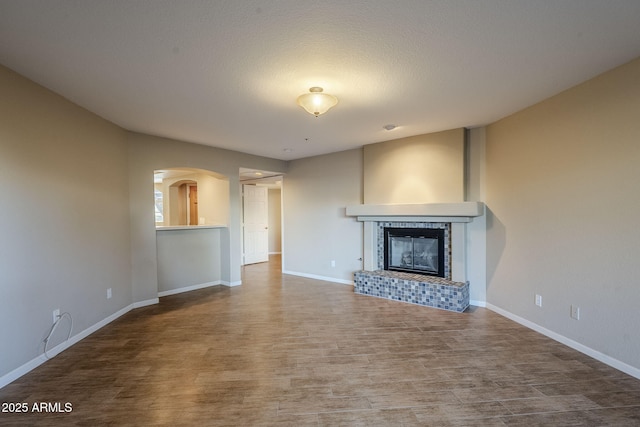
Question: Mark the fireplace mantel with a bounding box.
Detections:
[345,202,483,223]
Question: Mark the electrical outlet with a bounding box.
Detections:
[53,309,60,324]
[535,294,542,307]
[571,305,580,320]
[107,288,112,299]
[331,260,336,267]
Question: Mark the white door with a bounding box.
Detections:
[243,185,269,264]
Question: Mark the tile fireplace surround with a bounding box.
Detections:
[346,202,483,313]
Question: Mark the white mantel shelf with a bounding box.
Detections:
[156,225,226,231]
[346,202,484,222]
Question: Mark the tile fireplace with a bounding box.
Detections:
[345,202,483,312]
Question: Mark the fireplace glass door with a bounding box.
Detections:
[384,228,445,277]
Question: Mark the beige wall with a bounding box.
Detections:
[0,65,131,378]
[197,173,229,226]
[466,127,487,304]
[156,228,222,292]
[363,128,465,204]
[486,57,640,370]
[268,188,282,254]
[283,149,363,283]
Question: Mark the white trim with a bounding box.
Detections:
[486,303,640,380]
[156,225,226,231]
[158,281,221,297]
[221,280,242,287]
[0,304,133,389]
[469,299,487,307]
[132,298,159,309]
[268,251,282,255]
[282,270,353,285]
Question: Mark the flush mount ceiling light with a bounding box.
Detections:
[296,87,338,117]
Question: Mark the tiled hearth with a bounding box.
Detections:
[353,270,469,312]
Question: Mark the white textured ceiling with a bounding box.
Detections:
[1,1,640,160]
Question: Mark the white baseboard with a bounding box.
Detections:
[221,280,242,287]
[132,298,159,309]
[158,281,221,297]
[282,270,353,285]
[486,303,640,380]
[0,304,134,389]
[469,300,486,307]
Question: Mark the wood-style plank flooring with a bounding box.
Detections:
[2,255,640,426]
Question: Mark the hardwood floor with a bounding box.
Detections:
[2,255,640,426]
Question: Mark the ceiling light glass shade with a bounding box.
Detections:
[296,87,338,117]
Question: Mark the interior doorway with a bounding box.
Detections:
[240,168,283,266]
[242,184,269,264]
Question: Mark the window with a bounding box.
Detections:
[154,190,164,223]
